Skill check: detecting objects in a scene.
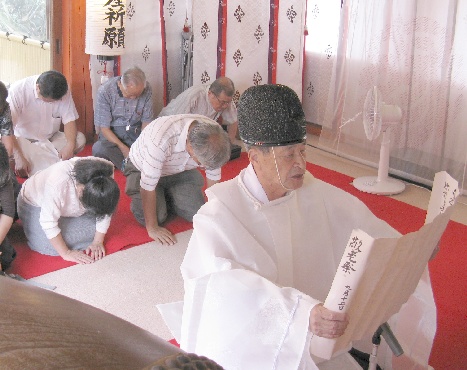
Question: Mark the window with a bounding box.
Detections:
[0,0,51,85]
[305,0,340,56]
[0,0,49,42]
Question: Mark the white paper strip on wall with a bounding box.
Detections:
[162,0,186,102]
[275,0,306,99]
[192,0,219,86]
[121,0,164,114]
[224,1,270,96]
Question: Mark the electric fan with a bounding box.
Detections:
[352,87,406,195]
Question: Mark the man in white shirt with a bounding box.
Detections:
[123,114,231,245]
[7,70,86,176]
[162,85,418,369]
[158,77,239,144]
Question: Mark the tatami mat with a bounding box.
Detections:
[31,230,192,340]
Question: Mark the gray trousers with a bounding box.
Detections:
[92,125,141,169]
[123,159,205,225]
[17,195,97,256]
[92,139,126,169]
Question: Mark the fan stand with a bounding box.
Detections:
[353,127,406,195]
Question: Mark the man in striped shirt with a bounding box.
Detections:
[123,114,231,245]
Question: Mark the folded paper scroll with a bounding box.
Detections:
[310,171,459,359]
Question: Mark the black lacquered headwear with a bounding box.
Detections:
[238,84,306,147]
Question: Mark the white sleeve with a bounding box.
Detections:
[180,207,319,370]
[60,91,79,124]
[204,167,221,181]
[96,214,112,234]
[38,183,64,239]
[181,268,316,370]
[220,102,238,125]
[6,86,22,126]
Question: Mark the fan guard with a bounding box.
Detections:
[352,87,406,195]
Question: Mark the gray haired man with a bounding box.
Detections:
[92,66,153,168]
[159,77,242,162]
[123,114,231,245]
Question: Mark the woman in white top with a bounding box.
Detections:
[17,157,120,264]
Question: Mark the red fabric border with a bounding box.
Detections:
[159,0,168,105]
[268,0,279,84]
[216,0,227,78]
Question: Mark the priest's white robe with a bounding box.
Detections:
[162,169,435,369]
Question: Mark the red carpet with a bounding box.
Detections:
[7,151,465,369]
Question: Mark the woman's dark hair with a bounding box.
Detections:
[0,142,12,188]
[0,81,8,113]
[37,70,68,100]
[72,159,120,219]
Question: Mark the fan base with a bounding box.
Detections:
[353,176,405,195]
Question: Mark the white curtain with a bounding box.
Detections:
[304,0,467,193]
[192,0,306,105]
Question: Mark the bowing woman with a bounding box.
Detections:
[17,157,120,264]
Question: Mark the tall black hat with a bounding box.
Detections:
[237,84,306,146]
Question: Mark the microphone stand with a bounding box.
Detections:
[368,322,404,370]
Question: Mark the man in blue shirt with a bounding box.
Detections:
[92,66,154,168]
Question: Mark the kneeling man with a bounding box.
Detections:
[123,114,231,245]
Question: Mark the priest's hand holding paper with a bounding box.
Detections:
[309,303,349,339]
